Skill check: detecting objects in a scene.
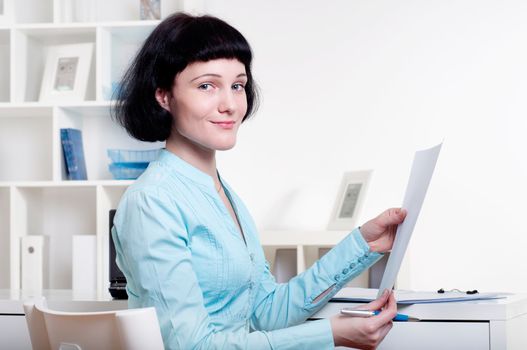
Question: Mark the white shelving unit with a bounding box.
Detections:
[0,0,176,293]
[0,0,362,295]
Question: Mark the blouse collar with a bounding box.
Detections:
[157,148,217,191]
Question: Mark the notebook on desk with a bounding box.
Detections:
[109,209,128,299]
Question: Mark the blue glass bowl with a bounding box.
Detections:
[107,149,161,163]
[108,163,149,180]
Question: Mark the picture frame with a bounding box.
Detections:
[140,0,161,20]
[39,43,94,102]
[327,170,373,230]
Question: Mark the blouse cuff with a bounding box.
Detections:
[330,228,383,287]
[306,228,383,307]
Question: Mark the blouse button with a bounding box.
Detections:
[349,263,356,269]
[334,274,341,281]
[342,268,349,274]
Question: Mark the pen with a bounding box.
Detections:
[340,308,420,322]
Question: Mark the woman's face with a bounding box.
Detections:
[163,58,248,152]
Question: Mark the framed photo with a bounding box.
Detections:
[140,0,161,20]
[327,170,373,230]
[39,43,94,102]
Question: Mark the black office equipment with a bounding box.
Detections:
[437,288,479,295]
[109,209,128,299]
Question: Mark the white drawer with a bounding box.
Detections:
[379,321,489,350]
[0,314,32,350]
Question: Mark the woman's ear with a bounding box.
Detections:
[155,88,171,112]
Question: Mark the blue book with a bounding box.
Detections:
[60,128,88,180]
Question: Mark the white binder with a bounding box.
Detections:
[21,235,48,291]
[72,235,97,292]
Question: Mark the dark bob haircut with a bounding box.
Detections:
[113,13,259,142]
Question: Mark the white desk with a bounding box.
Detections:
[2,288,527,349]
[314,288,527,350]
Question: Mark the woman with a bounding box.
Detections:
[112,13,406,349]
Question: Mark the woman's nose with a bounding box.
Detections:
[218,89,236,114]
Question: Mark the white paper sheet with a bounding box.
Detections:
[377,143,442,298]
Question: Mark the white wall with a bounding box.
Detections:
[204,0,527,293]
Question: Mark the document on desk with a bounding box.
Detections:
[377,142,443,298]
[334,288,507,305]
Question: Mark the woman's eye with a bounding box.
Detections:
[232,83,245,91]
[198,83,213,90]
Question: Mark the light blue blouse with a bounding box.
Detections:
[112,149,382,349]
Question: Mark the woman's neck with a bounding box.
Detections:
[165,136,219,184]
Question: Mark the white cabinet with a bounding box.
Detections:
[0,315,32,350]
[316,289,527,350]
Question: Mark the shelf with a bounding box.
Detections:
[98,24,156,100]
[0,111,53,181]
[12,21,162,31]
[0,180,134,188]
[54,106,164,181]
[12,26,96,102]
[71,1,146,23]
[0,100,113,109]
[97,20,161,28]
[0,104,53,117]
[14,23,97,36]
[1,0,180,26]
[13,186,97,289]
[12,0,53,24]
[260,230,350,246]
[53,1,178,24]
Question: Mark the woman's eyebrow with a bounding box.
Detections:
[190,73,247,82]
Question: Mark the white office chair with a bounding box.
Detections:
[23,297,164,350]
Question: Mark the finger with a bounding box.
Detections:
[372,292,397,327]
[356,289,390,311]
[376,208,407,227]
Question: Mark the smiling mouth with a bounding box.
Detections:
[211,121,236,129]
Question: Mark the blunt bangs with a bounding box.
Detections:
[156,15,253,89]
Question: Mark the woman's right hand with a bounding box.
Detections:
[329,290,397,349]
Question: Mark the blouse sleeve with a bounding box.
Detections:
[250,228,383,346]
[112,187,336,350]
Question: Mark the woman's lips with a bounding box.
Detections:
[211,121,235,129]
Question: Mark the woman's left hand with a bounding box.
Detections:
[360,208,407,253]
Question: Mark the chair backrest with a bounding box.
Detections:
[24,297,164,350]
